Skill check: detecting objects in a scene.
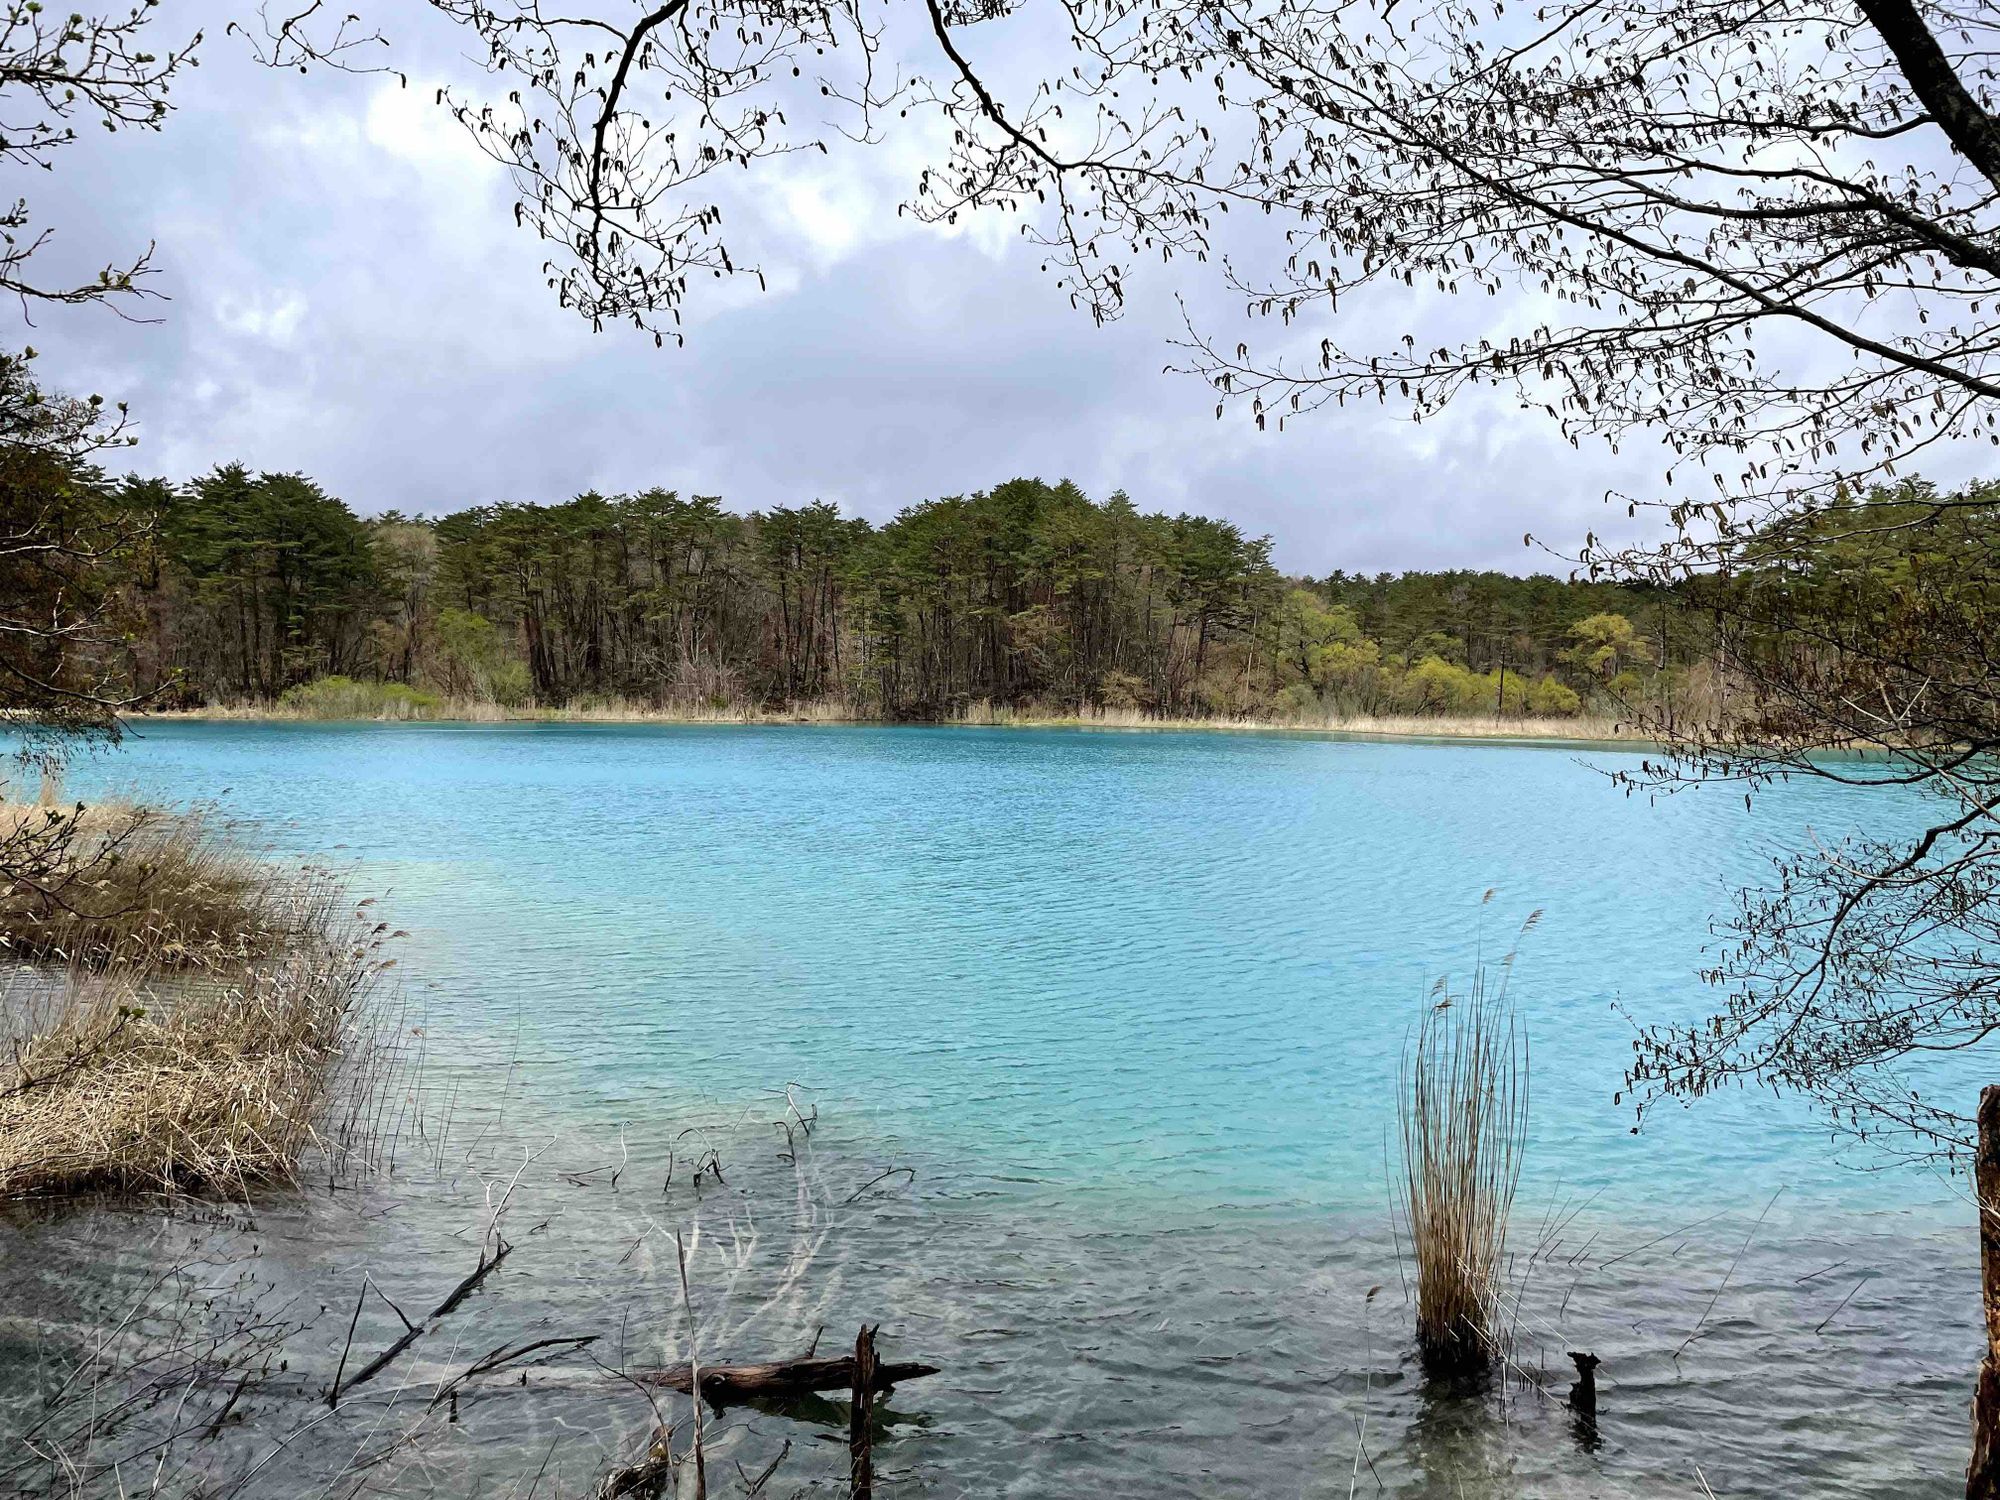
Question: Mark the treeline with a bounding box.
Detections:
[92,467,1700,720]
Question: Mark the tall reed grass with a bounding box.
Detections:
[951,700,1640,740]
[1397,969,1530,1375]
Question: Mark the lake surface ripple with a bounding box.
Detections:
[1,722,1978,1497]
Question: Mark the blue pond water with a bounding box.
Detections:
[22,721,1984,1496]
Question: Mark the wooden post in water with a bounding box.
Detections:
[1970,1087,2000,1500]
[849,1324,877,1500]
[1567,1350,1602,1454]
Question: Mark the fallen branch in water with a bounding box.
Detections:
[633,1350,938,1407]
[329,1237,513,1406]
[843,1166,914,1205]
[428,1334,600,1409]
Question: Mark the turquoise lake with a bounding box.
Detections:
[8,720,1981,1497]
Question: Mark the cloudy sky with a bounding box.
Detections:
[17,6,1815,575]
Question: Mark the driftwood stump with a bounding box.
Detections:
[1566,1350,1599,1421]
[1567,1350,1601,1453]
[850,1325,878,1500]
[1971,1087,2000,1500]
[597,1332,933,1499]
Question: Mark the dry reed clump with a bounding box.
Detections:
[0,797,293,970]
[0,951,374,1197]
[146,695,1650,740]
[1397,970,1530,1376]
[0,795,393,1199]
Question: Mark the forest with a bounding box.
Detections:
[79,465,1697,723]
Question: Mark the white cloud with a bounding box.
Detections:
[213,290,308,347]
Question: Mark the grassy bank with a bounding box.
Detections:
[145,680,1650,743]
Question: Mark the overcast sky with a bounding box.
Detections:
[18,6,1911,576]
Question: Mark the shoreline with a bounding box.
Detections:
[128,703,1658,747]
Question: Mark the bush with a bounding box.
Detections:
[1196,679,1242,717]
[277,676,442,720]
[1527,677,1583,717]
[487,659,534,708]
[1095,670,1152,712]
[1271,682,1322,719]
[1401,655,1488,714]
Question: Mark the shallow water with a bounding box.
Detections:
[4,721,1983,1496]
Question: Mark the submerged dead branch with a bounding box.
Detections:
[330,1237,515,1406]
[636,1349,937,1407]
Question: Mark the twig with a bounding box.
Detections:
[1814,1274,1871,1335]
[429,1335,600,1408]
[333,1238,514,1403]
[842,1167,914,1205]
[1677,1190,1782,1361]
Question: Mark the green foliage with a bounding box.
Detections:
[487,659,533,708]
[1277,588,1363,689]
[1527,678,1583,717]
[66,462,1698,722]
[152,464,380,699]
[1561,612,1654,682]
[1404,655,1485,713]
[1271,682,1322,718]
[0,354,148,756]
[434,607,506,698]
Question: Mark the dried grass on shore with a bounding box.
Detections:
[951,701,1641,741]
[0,795,392,1199]
[142,695,1646,742]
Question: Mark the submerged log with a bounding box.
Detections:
[636,1351,938,1407]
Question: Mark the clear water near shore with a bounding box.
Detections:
[4,720,1981,1497]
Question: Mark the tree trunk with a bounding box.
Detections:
[1969,1085,2000,1499]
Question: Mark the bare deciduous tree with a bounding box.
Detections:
[263,2,2000,518]
[1619,481,2000,1164]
